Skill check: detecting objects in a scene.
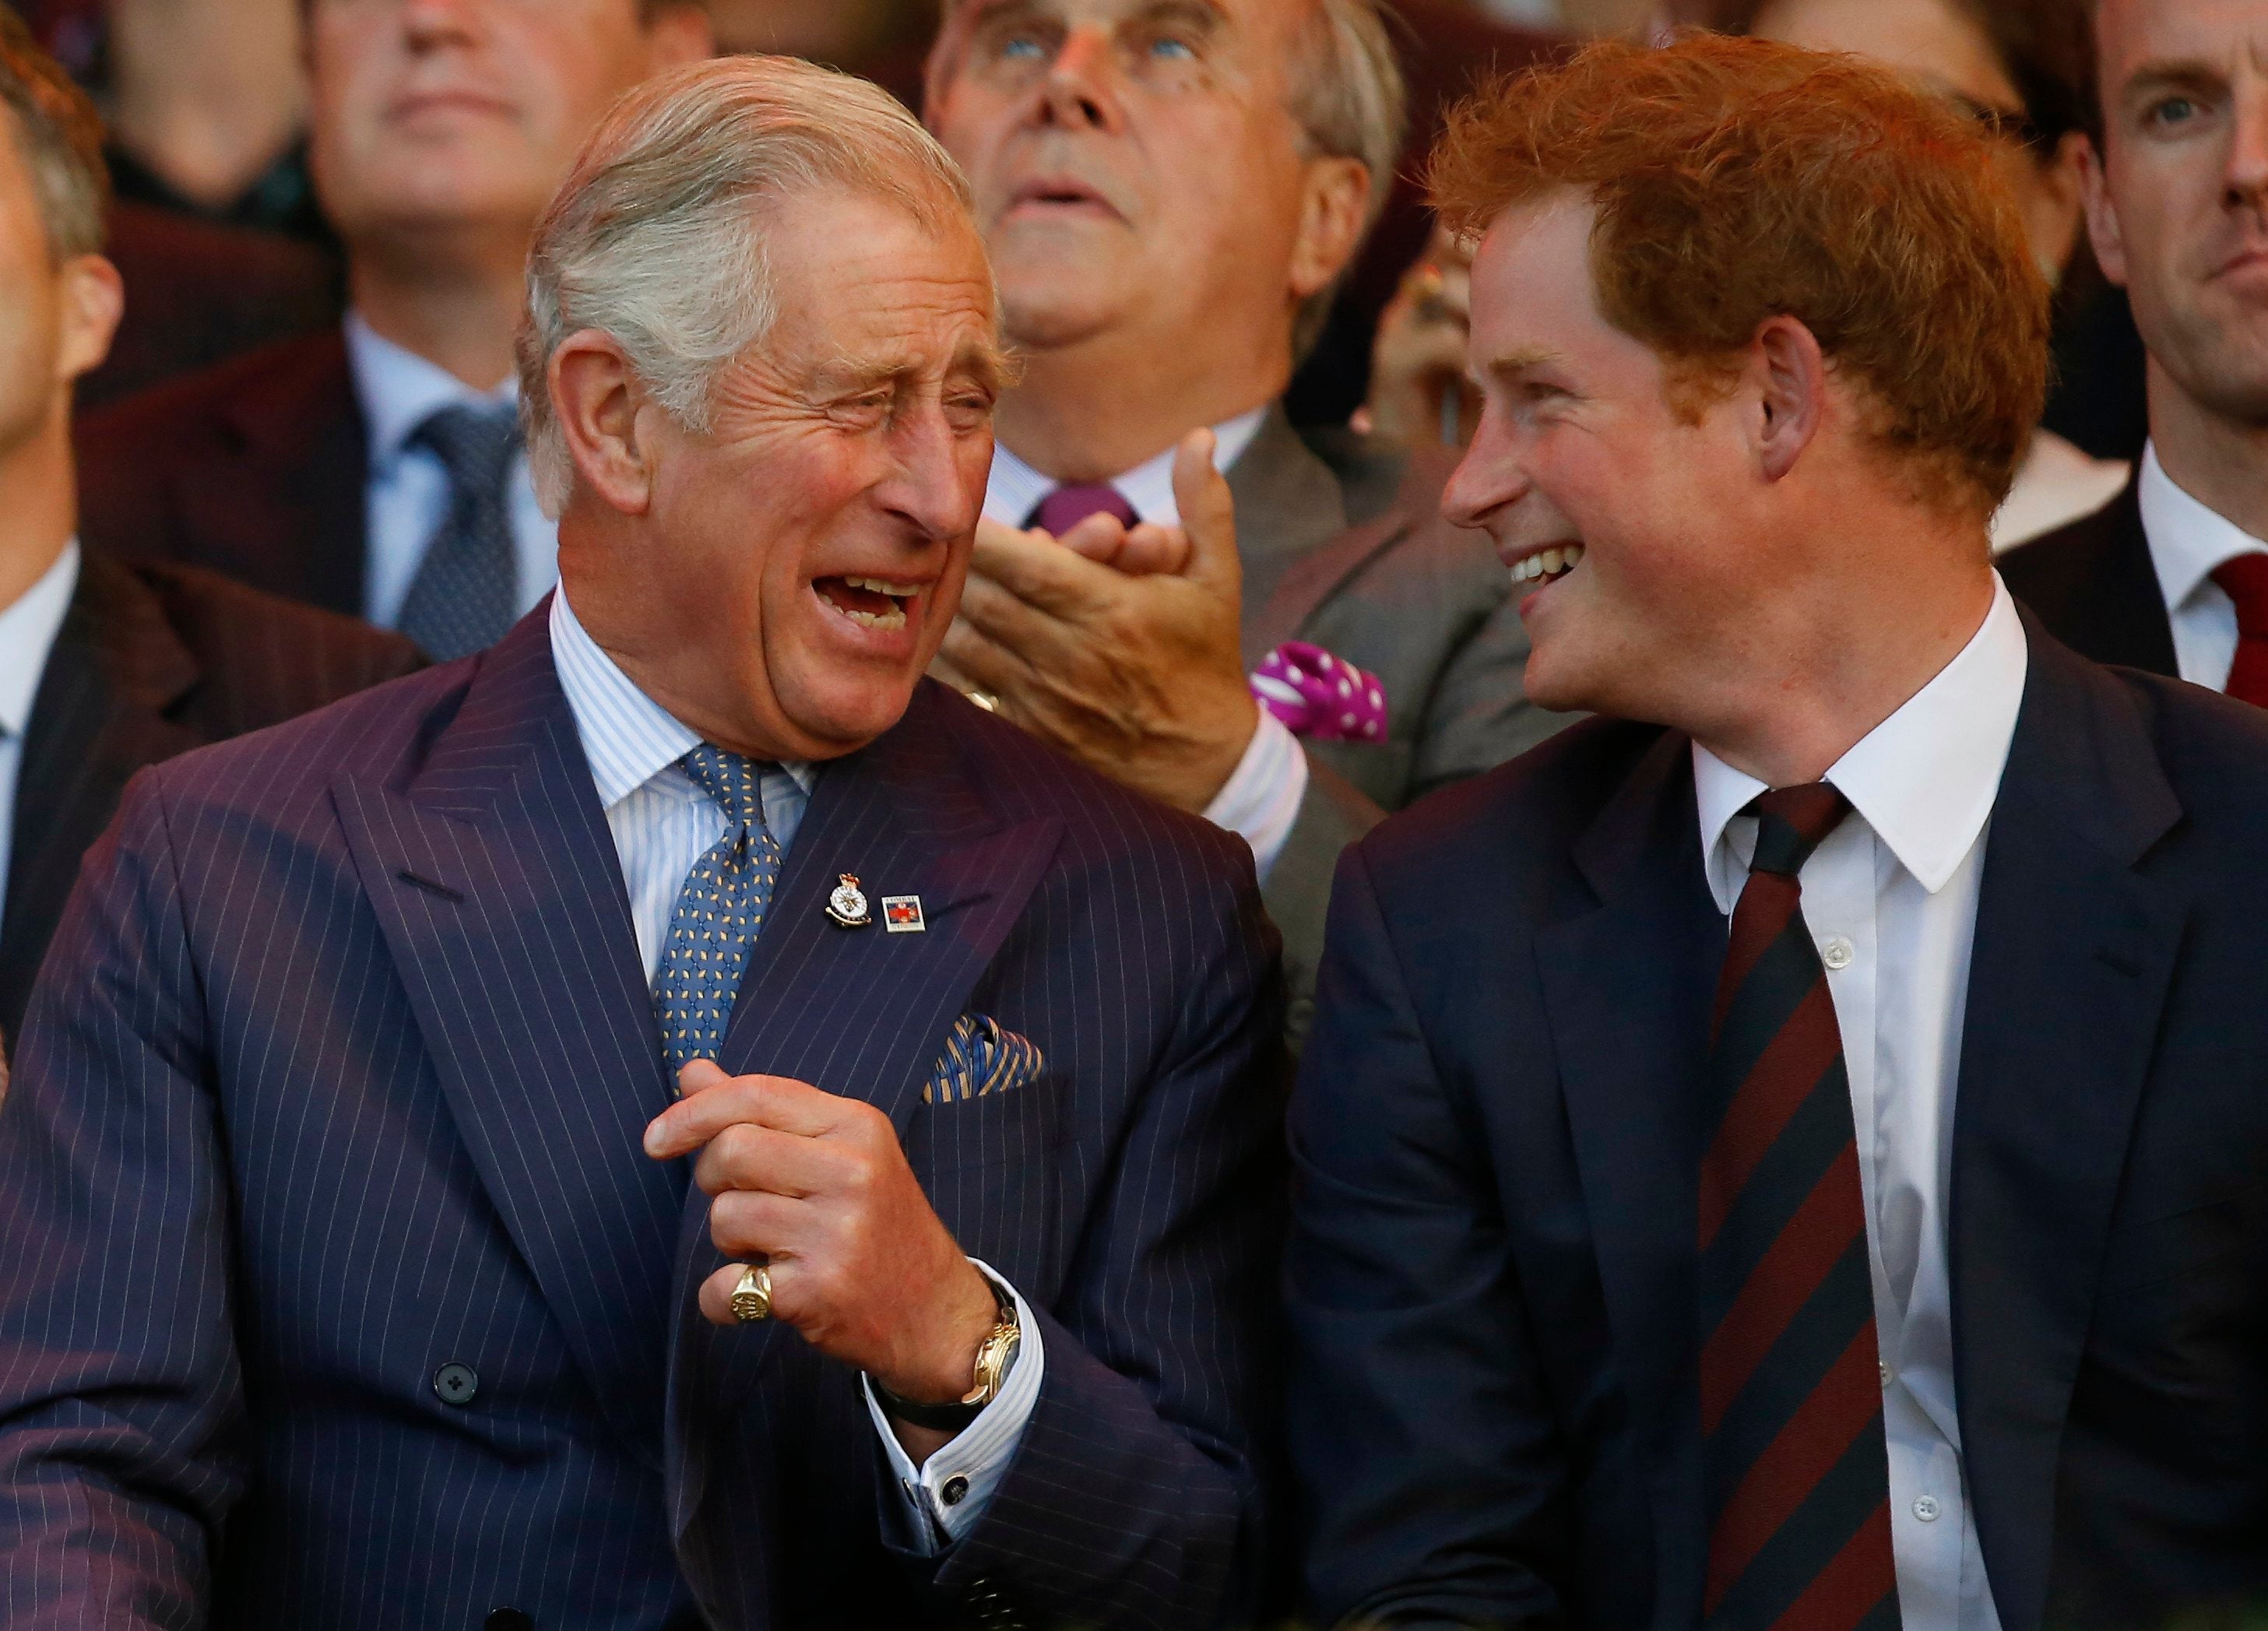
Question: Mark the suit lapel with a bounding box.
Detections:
[1951,627,2184,1631]
[332,607,686,1470]
[665,683,1064,1537]
[0,556,200,1042]
[1531,730,1721,1612]
[1226,406,1350,664]
[179,329,368,616]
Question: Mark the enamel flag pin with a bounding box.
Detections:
[825,873,872,929]
[881,896,926,934]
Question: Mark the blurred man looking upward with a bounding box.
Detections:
[925,0,1566,1039]
[2002,0,2268,701]
[0,57,1284,1631]
[72,0,712,658]
[1289,35,2268,1630]
[0,16,419,1057]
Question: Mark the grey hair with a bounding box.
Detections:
[517,55,979,513]
[1288,0,1409,355]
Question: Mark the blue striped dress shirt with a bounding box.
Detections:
[547,589,1043,1550]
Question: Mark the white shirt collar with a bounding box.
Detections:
[1694,573,2030,913]
[343,311,519,476]
[2139,439,2268,612]
[0,541,82,741]
[983,404,1271,529]
[549,588,813,809]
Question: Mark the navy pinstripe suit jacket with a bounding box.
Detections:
[0,608,1288,1630]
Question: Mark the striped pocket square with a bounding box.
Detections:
[923,1015,1045,1105]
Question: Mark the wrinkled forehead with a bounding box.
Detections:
[934,0,1310,75]
[2096,0,2268,92]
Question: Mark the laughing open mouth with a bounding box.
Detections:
[814,575,920,632]
[1510,543,1586,589]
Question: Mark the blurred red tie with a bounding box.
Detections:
[2211,554,2268,707]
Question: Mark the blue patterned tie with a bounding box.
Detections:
[652,747,784,1077]
[397,402,522,661]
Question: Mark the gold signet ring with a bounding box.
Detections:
[729,1263,772,1323]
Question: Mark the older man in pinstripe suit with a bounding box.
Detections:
[0,58,1285,1631]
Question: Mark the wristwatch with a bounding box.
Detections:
[873,1271,1021,1434]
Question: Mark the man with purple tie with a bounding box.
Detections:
[923,0,1569,1042]
[1289,34,2268,1631]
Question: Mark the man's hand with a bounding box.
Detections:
[942,429,1260,814]
[645,1060,997,1412]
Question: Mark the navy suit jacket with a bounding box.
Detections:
[1287,625,2268,1630]
[0,608,1287,1630]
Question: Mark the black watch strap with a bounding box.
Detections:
[871,1383,985,1434]
[871,1274,1017,1433]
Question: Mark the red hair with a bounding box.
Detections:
[1429,33,2052,518]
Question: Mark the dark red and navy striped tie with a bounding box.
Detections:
[1699,783,1900,1630]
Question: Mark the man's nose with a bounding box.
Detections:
[1035,28,1121,134]
[399,0,483,51]
[880,410,983,543]
[1441,413,1532,532]
[2229,72,2268,209]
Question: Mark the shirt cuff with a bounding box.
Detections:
[863,1259,1046,1554]
[1201,709,1310,881]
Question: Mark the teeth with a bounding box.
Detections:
[835,604,907,631]
[1510,543,1584,585]
[843,576,922,598]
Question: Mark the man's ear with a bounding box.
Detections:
[551,329,658,516]
[1746,314,1827,485]
[646,2,716,69]
[2077,134,2128,288]
[55,253,123,385]
[1289,156,1372,304]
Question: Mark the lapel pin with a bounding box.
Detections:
[825,873,872,930]
[882,895,926,934]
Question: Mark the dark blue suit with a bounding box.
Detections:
[0,608,1286,1629]
[1287,625,2268,1630]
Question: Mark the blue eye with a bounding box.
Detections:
[1148,37,1196,61]
[2148,95,2199,128]
[999,33,1046,61]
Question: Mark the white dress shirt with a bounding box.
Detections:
[1694,575,2029,1631]
[547,589,1043,1551]
[0,543,81,930]
[2137,440,2268,691]
[985,409,1309,877]
[344,313,558,630]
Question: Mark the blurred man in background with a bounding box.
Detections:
[925,0,1564,1039]
[0,16,419,1055]
[2001,0,2268,703]
[72,0,712,659]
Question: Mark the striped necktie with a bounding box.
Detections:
[652,746,783,1077]
[397,402,522,661]
[1698,782,1900,1629]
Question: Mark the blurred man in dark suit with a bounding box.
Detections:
[2001,0,2268,699]
[0,17,420,1053]
[0,58,1284,1630]
[925,0,1566,1041]
[72,0,712,659]
[1290,35,2268,1629]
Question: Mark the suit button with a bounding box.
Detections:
[941,1474,971,1506]
[433,1363,479,1406]
[483,1612,533,1631]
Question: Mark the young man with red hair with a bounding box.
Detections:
[1287,33,2268,1631]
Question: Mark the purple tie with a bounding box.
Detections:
[1252,641,1390,743]
[1028,483,1139,536]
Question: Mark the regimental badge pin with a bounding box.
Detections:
[825,873,872,929]
[881,895,926,934]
